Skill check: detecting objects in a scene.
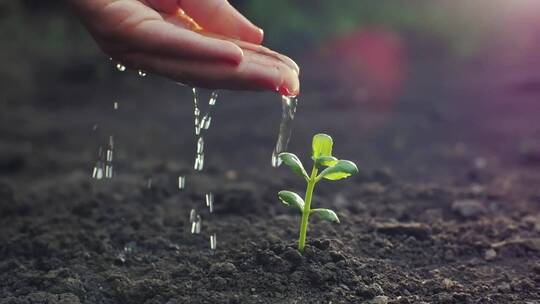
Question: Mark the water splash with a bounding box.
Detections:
[271,96,298,167]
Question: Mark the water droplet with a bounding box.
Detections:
[194,153,204,171]
[205,193,214,213]
[124,241,137,254]
[178,176,186,190]
[116,63,126,72]
[202,116,212,130]
[147,178,152,189]
[210,233,217,250]
[92,124,99,131]
[189,209,197,223]
[92,146,105,179]
[272,96,298,167]
[138,70,147,77]
[117,253,126,263]
[105,165,113,179]
[209,91,218,106]
[113,102,119,110]
[197,137,204,154]
[92,164,104,180]
[191,215,202,234]
[106,149,113,162]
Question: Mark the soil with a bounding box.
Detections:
[1,40,540,304]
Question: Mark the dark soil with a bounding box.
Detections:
[1,34,540,304]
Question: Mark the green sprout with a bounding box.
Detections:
[278,133,358,253]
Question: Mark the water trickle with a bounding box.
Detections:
[116,63,126,72]
[138,70,147,77]
[178,176,186,190]
[210,233,217,250]
[91,100,117,181]
[188,88,220,240]
[271,96,298,167]
[205,193,214,213]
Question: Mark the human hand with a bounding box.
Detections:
[67,0,300,95]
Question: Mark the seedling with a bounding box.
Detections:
[278,133,358,253]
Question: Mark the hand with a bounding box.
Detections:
[67,0,300,95]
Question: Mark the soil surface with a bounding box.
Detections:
[1,30,540,304]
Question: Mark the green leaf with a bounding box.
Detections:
[312,134,333,159]
[278,190,304,211]
[311,209,340,223]
[278,153,309,180]
[317,160,358,181]
[314,156,338,167]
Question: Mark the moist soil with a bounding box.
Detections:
[1,55,540,303]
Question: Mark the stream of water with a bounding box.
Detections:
[271,95,298,167]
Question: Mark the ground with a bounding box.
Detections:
[1,35,540,303]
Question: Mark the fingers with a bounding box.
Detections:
[190,31,299,75]
[217,37,300,75]
[122,48,299,95]
[118,19,244,64]
[179,0,264,44]
[86,0,242,64]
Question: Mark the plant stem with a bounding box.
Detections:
[298,165,318,253]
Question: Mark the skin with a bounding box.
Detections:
[66,0,300,96]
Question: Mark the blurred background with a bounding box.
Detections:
[2,0,540,184]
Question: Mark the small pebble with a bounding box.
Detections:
[451,199,486,218]
[370,296,389,304]
[484,248,497,261]
[209,262,236,277]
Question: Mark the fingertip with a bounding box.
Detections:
[278,69,300,97]
[224,41,244,65]
[251,27,264,45]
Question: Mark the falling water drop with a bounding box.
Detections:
[271,96,298,167]
[147,178,152,189]
[92,146,105,180]
[116,63,126,72]
[113,102,119,110]
[194,153,204,171]
[138,70,147,77]
[205,193,214,213]
[197,137,204,154]
[191,214,202,234]
[178,176,186,190]
[210,233,217,250]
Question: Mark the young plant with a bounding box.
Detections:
[278,133,358,253]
